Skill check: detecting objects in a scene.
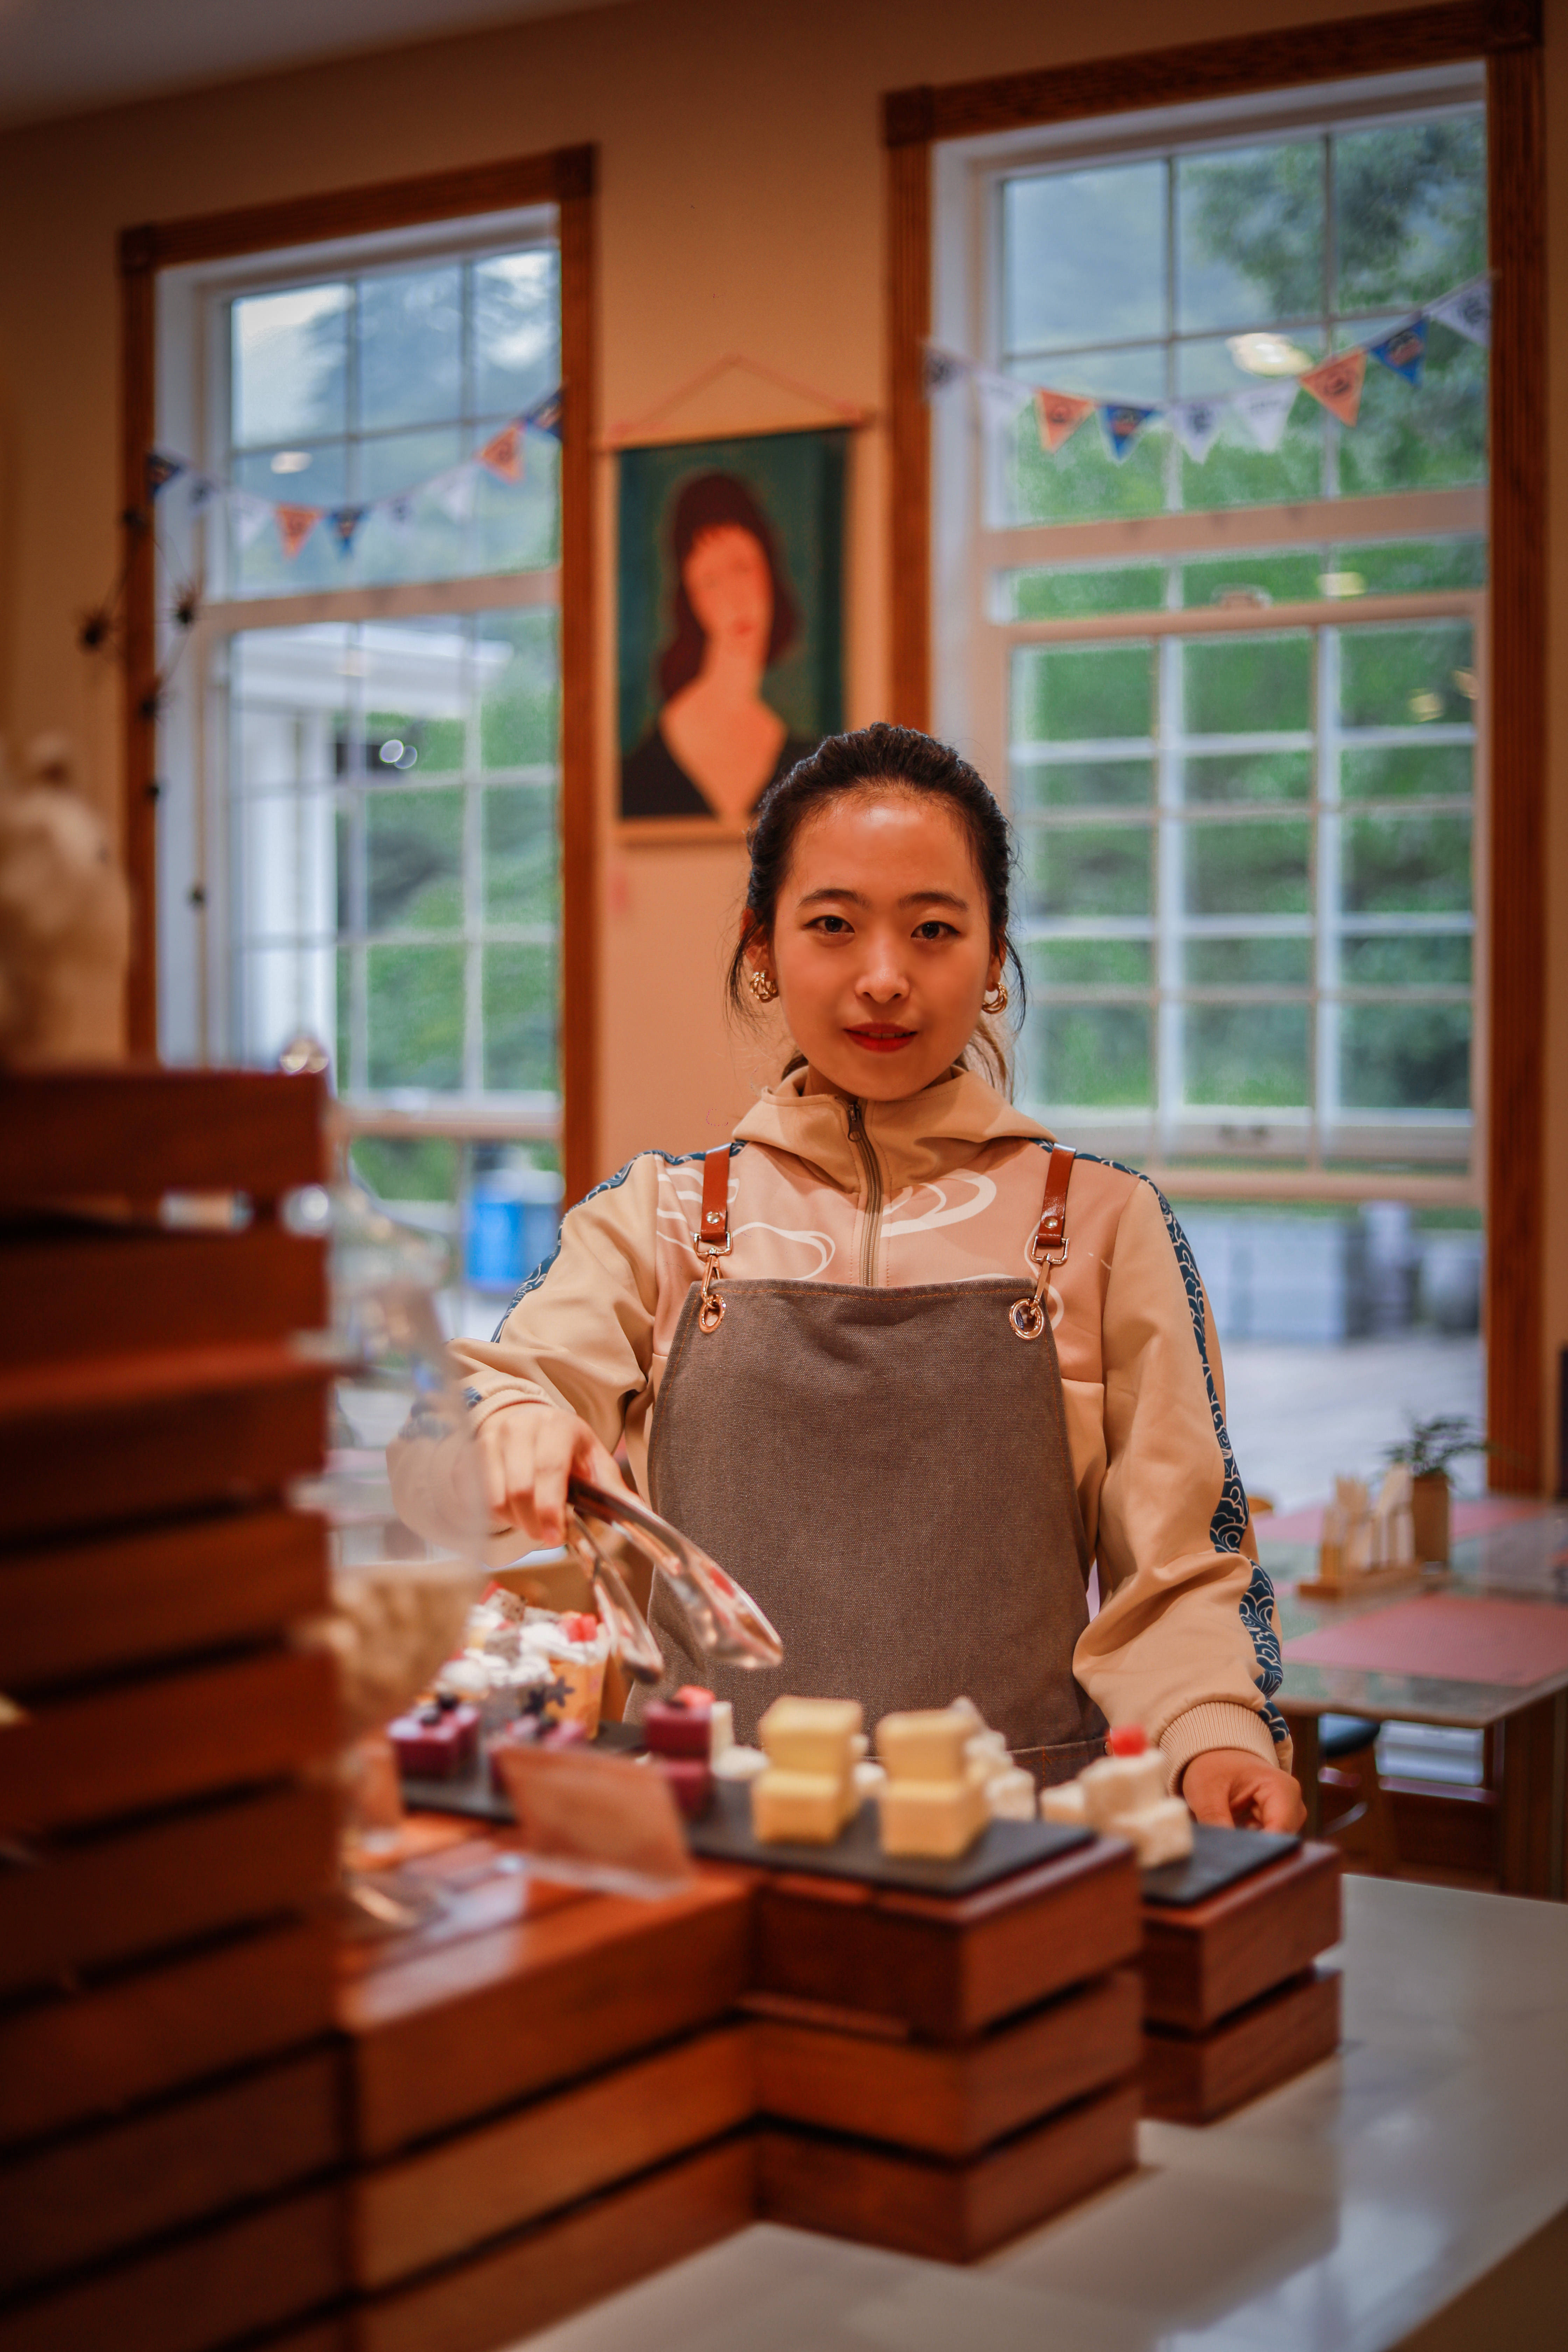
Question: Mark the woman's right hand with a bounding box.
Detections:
[477,1402,630,1549]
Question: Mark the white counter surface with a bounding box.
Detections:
[517,1877,1568,2352]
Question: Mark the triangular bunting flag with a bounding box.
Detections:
[526,388,564,438]
[1232,380,1299,453]
[188,475,216,513]
[1369,319,1427,385]
[1300,347,1367,427]
[434,465,478,524]
[229,491,274,551]
[275,504,323,561]
[1034,388,1095,454]
[328,505,368,554]
[972,371,1032,446]
[384,494,415,532]
[146,451,185,498]
[1168,397,1225,464]
[478,422,524,482]
[1098,402,1158,463]
[922,345,967,399]
[1426,275,1491,349]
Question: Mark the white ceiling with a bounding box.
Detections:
[0,0,614,130]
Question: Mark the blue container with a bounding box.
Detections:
[465,1165,563,1293]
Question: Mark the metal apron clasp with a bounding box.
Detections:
[1013,1143,1076,1340]
[694,1145,733,1331]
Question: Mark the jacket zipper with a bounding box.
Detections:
[846,1098,884,1287]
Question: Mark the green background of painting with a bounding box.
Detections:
[616,427,846,775]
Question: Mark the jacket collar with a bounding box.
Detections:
[733,1065,1052,1195]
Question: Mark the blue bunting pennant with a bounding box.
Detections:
[1368,319,1427,386]
[1099,402,1158,463]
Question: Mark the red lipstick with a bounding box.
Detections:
[846,1024,916,1054]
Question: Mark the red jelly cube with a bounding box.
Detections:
[653,1755,711,1821]
[388,1702,479,1780]
[1107,1723,1149,1756]
[643,1698,712,1759]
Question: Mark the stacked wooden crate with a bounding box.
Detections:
[0,1070,343,2352]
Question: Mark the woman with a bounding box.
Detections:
[620,472,819,823]
[457,726,1303,1829]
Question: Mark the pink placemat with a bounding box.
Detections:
[1284,1593,1568,1687]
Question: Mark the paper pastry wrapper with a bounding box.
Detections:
[543,1650,607,1738]
[493,1742,693,1898]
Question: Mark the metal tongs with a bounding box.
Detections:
[563,1478,783,1684]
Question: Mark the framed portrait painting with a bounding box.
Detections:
[616,426,847,836]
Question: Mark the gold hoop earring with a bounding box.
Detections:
[747,965,779,1005]
[982,978,1009,1015]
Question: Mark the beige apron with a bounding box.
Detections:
[638,1142,1107,1783]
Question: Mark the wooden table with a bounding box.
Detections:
[505,1875,1568,2352]
[1261,1516,1568,1898]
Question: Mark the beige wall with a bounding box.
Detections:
[0,0,1562,1477]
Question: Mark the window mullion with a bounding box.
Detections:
[1156,636,1184,1161]
[1315,625,1341,1163]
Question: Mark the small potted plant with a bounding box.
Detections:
[1384,1416,1488,1565]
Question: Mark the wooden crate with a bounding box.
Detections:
[755,2082,1140,2262]
[1139,1843,1342,2032]
[751,1837,1141,2038]
[1142,1965,1341,2126]
[749,1968,1141,2158]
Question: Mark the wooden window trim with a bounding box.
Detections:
[118,146,599,1206]
[883,1,1546,1492]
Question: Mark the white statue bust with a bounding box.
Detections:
[0,735,131,1065]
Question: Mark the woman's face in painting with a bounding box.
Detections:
[756,789,1002,1103]
[681,525,773,671]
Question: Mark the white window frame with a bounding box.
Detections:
[932,66,1488,1208]
[155,204,562,1152]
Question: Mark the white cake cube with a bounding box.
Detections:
[758,1697,862,1774]
[1040,1779,1089,1826]
[877,1708,970,1783]
[712,1742,768,1782]
[752,1767,851,1843]
[707,1699,734,1759]
[877,1774,988,1858]
[1108,1795,1194,1869]
[1078,1749,1167,1827]
[985,1765,1037,1822]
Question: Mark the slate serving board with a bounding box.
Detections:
[1140,1822,1300,1907]
[683,1776,1092,1896]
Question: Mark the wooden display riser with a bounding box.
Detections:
[1142,1965,1341,2124]
[751,1834,1141,2036]
[756,2084,1140,2262]
[1138,1841,1342,2124]
[1140,1841,1342,2031]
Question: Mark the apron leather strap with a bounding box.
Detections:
[696,1146,731,1251]
[694,1146,732,1331]
[1012,1143,1075,1342]
[1032,1144,1076,1267]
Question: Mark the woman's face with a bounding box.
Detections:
[756,790,1002,1102]
[682,525,773,666]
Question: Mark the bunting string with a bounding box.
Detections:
[924,275,1491,466]
[141,387,565,563]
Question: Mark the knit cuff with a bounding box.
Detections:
[1160,1702,1287,1788]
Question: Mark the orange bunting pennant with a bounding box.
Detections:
[479,423,524,483]
[1035,389,1095,454]
[1299,348,1367,428]
[275,504,323,561]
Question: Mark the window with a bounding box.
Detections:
[934,70,1487,1189]
[157,207,566,1317]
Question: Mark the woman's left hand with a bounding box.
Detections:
[1182,1748,1307,1832]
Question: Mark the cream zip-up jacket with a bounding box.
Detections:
[452,1068,1290,1783]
